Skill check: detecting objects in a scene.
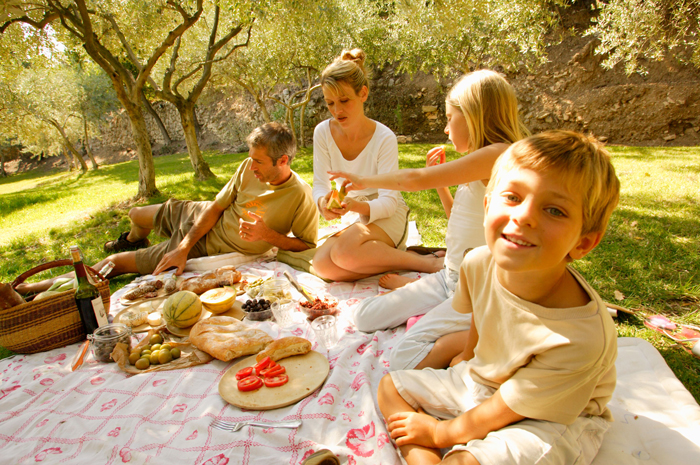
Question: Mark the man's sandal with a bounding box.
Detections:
[104,231,150,253]
[644,314,700,358]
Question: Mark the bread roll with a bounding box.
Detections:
[255,336,311,362]
[189,316,273,361]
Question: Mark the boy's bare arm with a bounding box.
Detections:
[434,390,525,448]
[450,314,478,366]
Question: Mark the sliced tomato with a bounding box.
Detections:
[254,356,272,375]
[260,364,286,378]
[263,374,289,388]
[235,366,254,380]
[237,375,263,392]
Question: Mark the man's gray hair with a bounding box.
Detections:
[246,123,296,165]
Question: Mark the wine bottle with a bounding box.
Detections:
[70,245,109,334]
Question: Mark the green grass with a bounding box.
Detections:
[1,144,699,402]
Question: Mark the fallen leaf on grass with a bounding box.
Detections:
[614,290,625,301]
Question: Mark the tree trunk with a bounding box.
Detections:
[285,106,297,145]
[299,100,309,148]
[66,142,89,172]
[179,101,216,180]
[125,104,159,198]
[83,118,99,170]
[141,91,172,146]
[192,105,203,140]
[0,150,6,177]
[62,145,75,171]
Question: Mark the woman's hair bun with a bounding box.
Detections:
[340,48,366,69]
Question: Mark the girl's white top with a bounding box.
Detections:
[444,181,488,273]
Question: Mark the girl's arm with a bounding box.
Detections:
[312,123,342,221]
[329,143,509,193]
[362,129,401,223]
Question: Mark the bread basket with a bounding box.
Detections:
[0,260,110,354]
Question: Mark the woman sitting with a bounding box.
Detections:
[311,49,444,282]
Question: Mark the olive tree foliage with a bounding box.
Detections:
[586,0,700,74]
[370,0,565,77]
[1,0,207,199]
[75,55,120,169]
[221,0,382,146]
[135,2,254,180]
[6,61,92,171]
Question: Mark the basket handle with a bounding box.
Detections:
[11,259,106,289]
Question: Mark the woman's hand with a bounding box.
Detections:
[328,170,365,192]
[319,192,342,221]
[387,409,440,448]
[426,146,446,167]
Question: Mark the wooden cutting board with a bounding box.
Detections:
[219,351,329,410]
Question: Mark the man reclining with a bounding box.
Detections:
[17,123,318,294]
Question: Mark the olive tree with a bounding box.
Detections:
[1,0,206,198]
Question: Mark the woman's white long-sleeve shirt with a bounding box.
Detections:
[312,119,401,224]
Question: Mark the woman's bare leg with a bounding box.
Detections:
[313,224,444,281]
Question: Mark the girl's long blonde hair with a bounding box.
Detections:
[320,48,370,96]
[446,70,529,152]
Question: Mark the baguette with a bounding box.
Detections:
[189,316,273,362]
[255,336,312,362]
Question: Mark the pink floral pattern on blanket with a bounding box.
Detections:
[0,262,403,465]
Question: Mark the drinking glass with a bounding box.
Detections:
[310,315,338,350]
[271,299,295,327]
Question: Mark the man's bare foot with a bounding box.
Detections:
[379,274,418,290]
[14,280,53,295]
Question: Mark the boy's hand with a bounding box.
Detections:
[386,409,440,448]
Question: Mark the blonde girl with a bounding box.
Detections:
[330,69,528,370]
[311,49,444,282]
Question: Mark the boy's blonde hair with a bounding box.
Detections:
[446,70,529,152]
[487,130,620,235]
[321,49,370,97]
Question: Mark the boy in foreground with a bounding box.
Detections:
[377,130,621,465]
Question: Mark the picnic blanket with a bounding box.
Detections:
[1,257,700,464]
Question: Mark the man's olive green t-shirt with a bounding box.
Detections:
[205,158,318,256]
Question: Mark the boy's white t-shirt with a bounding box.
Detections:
[312,119,401,224]
[443,181,487,273]
[452,246,618,425]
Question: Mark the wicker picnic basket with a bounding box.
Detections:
[0,260,111,354]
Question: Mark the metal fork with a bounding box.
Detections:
[210,418,301,432]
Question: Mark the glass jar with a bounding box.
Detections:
[261,278,292,303]
[88,323,132,363]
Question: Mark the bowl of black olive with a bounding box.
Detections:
[242,298,273,321]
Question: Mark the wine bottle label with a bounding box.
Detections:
[92,296,109,327]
